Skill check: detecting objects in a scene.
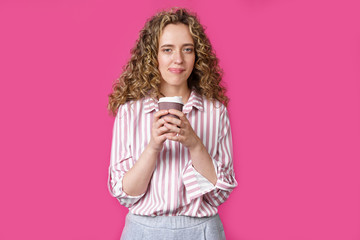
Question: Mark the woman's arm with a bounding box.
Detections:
[186,136,217,185]
[121,144,159,196]
[163,109,217,185]
[108,106,173,207]
[122,109,174,196]
[164,107,237,205]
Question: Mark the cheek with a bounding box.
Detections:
[157,55,168,70]
[188,56,195,68]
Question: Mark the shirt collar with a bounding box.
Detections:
[143,89,204,114]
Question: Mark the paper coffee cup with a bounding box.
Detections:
[158,96,184,119]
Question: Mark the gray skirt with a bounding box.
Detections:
[120,212,226,240]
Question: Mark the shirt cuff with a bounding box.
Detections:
[108,172,145,208]
[182,162,216,201]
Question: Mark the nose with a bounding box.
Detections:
[173,50,183,64]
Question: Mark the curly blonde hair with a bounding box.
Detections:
[108,7,228,116]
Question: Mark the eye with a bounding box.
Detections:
[184,48,193,53]
[162,48,172,53]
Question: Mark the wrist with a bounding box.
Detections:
[147,140,163,153]
[188,137,203,152]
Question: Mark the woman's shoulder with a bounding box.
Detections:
[115,97,147,116]
[202,96,227,112]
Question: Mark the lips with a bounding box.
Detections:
[169,68,185,73]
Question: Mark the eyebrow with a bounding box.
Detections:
[160,43,194,48]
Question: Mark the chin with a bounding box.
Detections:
[164,78,187,86]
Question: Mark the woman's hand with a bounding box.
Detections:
[148,110,175,152]
[162,109,201,150]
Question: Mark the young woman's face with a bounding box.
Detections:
[157,23,195,91]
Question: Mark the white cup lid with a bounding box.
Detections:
[158,96,184,104]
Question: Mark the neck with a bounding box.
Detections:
[160,85,191,104]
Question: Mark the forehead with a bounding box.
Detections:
[159,23,194,45]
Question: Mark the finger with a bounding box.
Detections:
[156,126,171,136]
[164,116,187,129]
[163,116,181,127]
[154,110,169,120]
[166,132,177,137]
[157,134,168,143]
[166,133,180,141]
[168,109,186,121]
[164,123,181,134]
[154,117,167,129]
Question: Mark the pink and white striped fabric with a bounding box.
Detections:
[108,89,237,217]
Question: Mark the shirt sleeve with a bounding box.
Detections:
[182,105,237,206]
[107,104,144,208]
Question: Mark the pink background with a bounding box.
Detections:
[0,0,359,239]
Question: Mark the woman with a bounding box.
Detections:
[107,7,237,240]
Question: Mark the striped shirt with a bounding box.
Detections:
[108,89,237,217]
